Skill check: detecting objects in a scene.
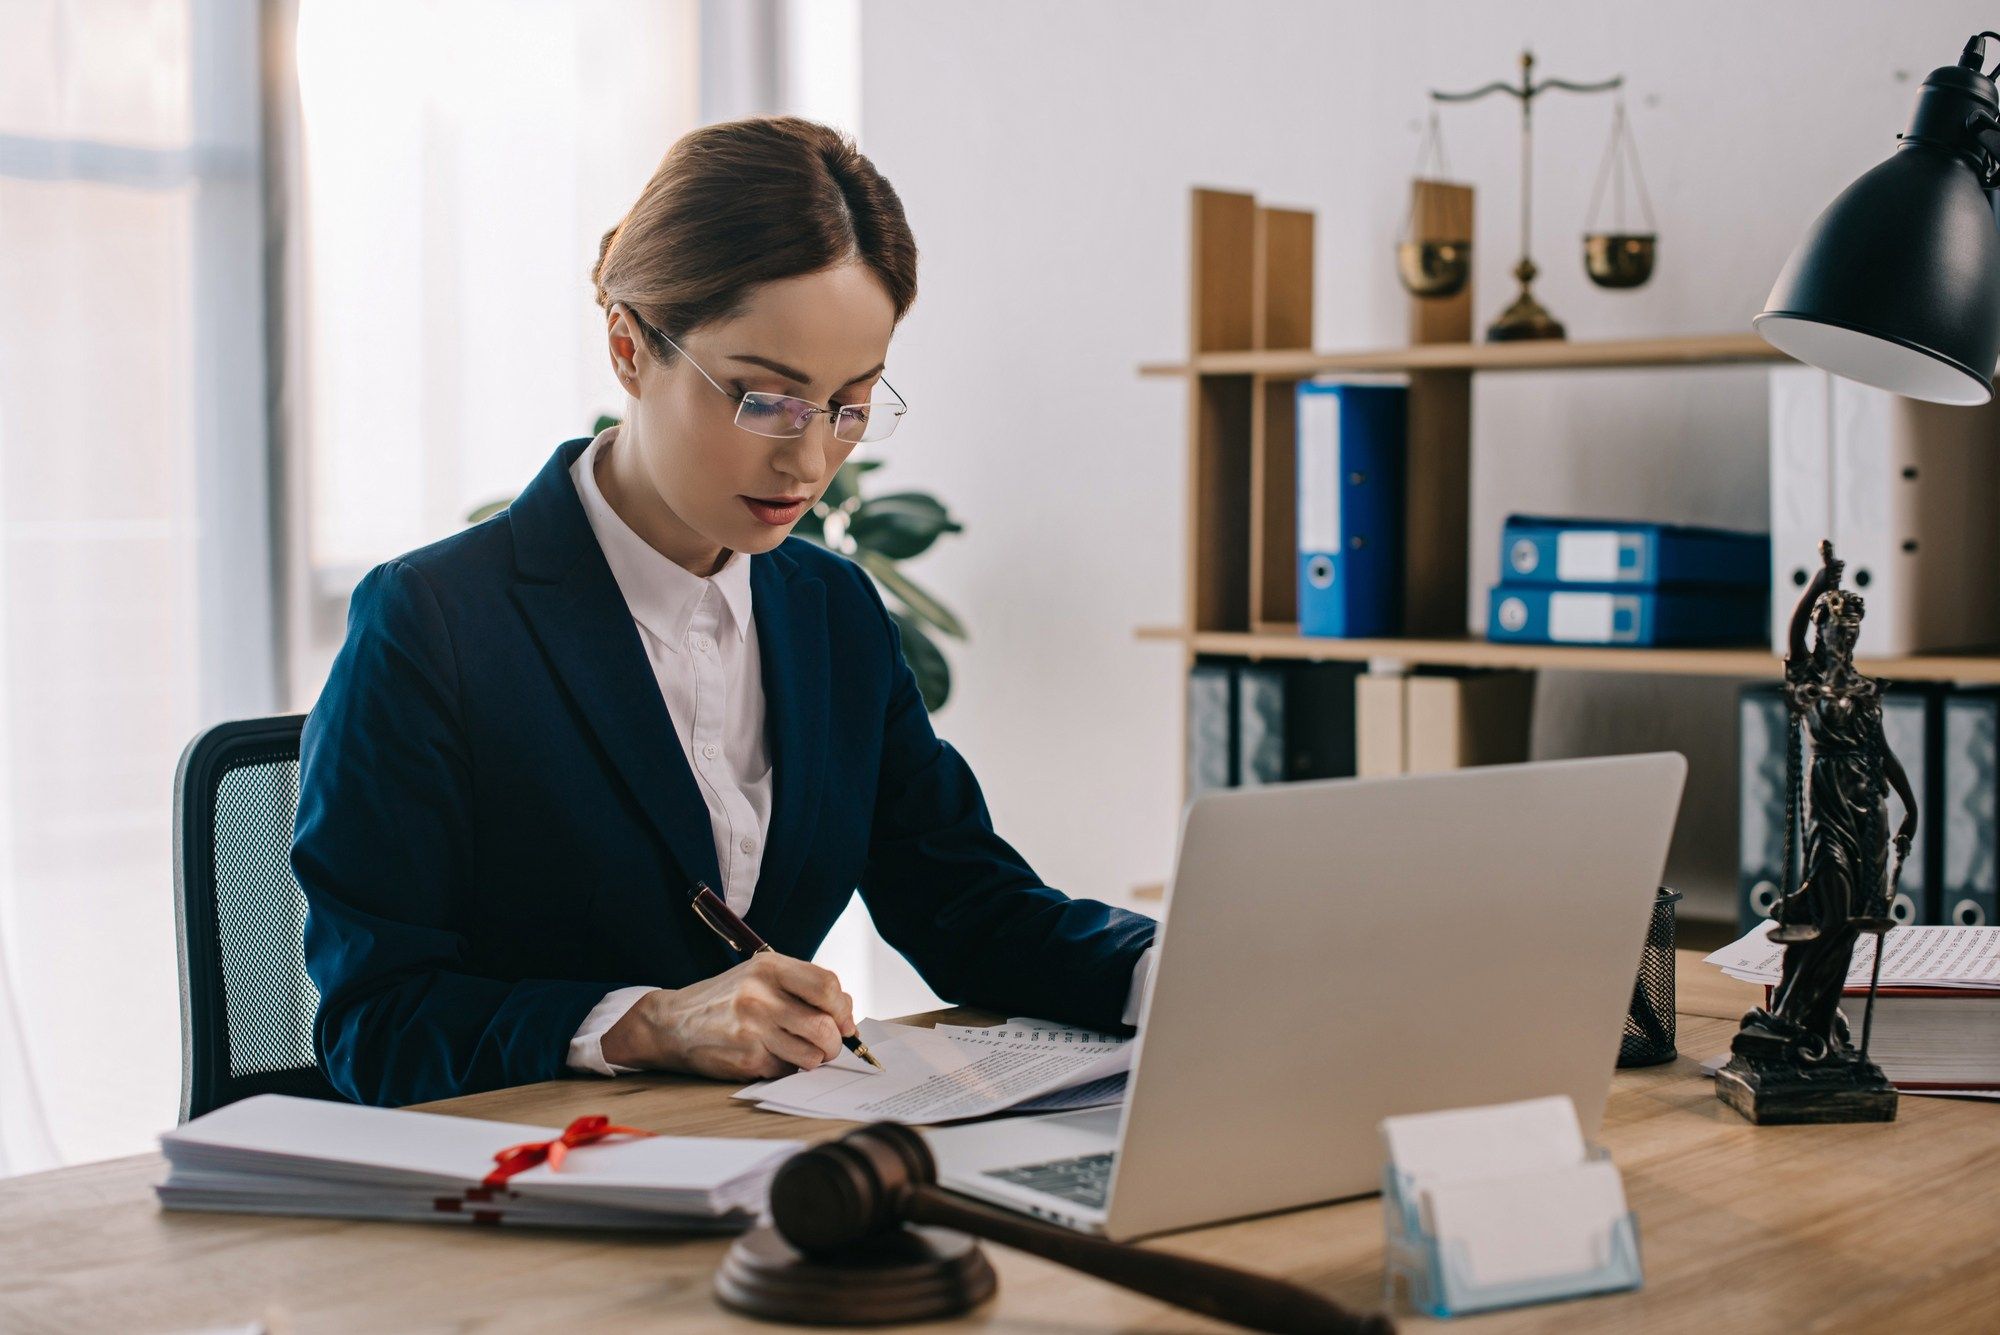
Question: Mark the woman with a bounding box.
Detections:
[293,117,1157,1108]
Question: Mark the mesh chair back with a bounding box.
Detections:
[174,714,343,1121]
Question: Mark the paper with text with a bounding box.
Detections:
[1704,922,2000,989]
[735,1018,1133,1123]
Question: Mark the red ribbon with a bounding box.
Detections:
[482,1114,656,1188]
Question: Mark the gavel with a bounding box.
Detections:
[748,1122,1395,1334]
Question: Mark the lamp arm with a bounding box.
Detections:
[1964,109,2000,182]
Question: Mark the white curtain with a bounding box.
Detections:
[0,0,278,1174]
[283,0,703,702]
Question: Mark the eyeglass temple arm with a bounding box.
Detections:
[628,306,904,413]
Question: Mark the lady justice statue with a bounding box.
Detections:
[1716,541,1910,1124]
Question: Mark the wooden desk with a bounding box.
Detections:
[4,952,1997,1333]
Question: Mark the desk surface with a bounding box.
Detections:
[4,952,1997,1333]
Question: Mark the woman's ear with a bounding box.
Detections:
[607,303,645,395]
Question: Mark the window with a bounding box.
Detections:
[288,0,699,699]
[0,0,275,1171]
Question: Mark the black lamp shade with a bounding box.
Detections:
[1755,66,2000,406]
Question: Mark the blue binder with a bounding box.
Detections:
[1487,584,1768,647]
[1499,515,1770,589]
[1296,381,1405,638]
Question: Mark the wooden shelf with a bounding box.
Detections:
[1137,626,2000,684]
[1139,331,1789,379]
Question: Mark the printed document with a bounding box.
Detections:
[1705,922,2000,989]
[735,1017,1132,1123]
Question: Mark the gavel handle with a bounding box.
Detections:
[904,1185,1393,1335]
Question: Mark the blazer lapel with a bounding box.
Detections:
[508,439,723,896]
[507,437,830,946]
[744,550,828,939]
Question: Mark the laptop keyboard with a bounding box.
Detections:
[982,1151,1116,1209]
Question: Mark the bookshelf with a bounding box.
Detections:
[1138,331,1788,379]
[1138,185,2000,838]
[1135,627,2000,686]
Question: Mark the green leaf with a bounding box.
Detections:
[593,414,622,434]
[847,492,964,560]
[823,458,886,510]
[891,609,952,712]
[858,549,967,640]
[466,497,513,524]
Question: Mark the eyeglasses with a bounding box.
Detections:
[630,310,908,444]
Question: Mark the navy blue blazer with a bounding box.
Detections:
[293,435,1156,1107]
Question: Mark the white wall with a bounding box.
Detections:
[850,0,1993,930]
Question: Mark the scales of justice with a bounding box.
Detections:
[1716,541,1910,1124]
[1398,50,1658,340]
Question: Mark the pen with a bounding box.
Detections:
[687,881,884,1071]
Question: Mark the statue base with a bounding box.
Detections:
[1716,1024,1898,1125]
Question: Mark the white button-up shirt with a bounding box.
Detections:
[561,425,1152,1076]
[574,432,769,916]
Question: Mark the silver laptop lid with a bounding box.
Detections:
[1103,753,1686,1241]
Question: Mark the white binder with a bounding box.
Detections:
[1769,366,2000,657]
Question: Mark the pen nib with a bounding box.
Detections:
[852,1038,885,1071]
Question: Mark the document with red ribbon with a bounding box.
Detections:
[156,1094,802,1229]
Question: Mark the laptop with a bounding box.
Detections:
[925,753,1687,1242]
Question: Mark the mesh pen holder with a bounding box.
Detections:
[1617,887,1681,1068]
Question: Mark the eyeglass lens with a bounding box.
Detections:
[736,392,902,443]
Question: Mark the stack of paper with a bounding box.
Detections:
[157,1094,803,1230]
[1704,921,2000,989]
[735,1017,1132,1124]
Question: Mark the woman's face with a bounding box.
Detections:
[605,261,897,572]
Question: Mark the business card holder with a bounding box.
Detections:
[1380,1147,1642,1318]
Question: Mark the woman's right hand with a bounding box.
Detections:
[598,952,857,1080]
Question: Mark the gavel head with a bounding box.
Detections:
[767,1122,938,1255]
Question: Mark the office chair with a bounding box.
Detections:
[173,713,344,1122]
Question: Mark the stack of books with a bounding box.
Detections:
[1849,988,2000,1090]
[156,1094,803,1230]
[1705,924,2000,1094]
[1486,515,1769,647]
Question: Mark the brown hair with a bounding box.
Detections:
[591,115,918,364]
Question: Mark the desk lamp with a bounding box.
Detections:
[1754,31,2000,404]
[1719,34,2000,1126]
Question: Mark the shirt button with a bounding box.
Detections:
[703,743,719,759]
[699,636,713,653]
[739,836,754,854]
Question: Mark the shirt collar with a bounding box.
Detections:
[569,424,754,650]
